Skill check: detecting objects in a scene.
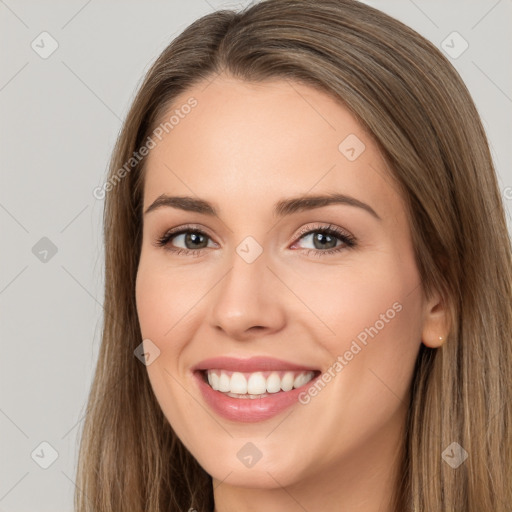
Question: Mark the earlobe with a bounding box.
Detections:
[422,334,446,349]
[421,290,451,348]
[424,334,446,348]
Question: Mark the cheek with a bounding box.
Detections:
[135,258,202,347]
[289,251,420,342]
[291,253,423,392]
[283,261,423,462]
[135,263,197,440]
[135,267,165,339]
[321,261,423,407]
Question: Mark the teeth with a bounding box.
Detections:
[218,372,231,392]
[230,372,247,394]
[293,373,310,388]
[266,372,281,393]
[207,371,219,391]
[247,372,267,394]
[205,369,315,396]
[280,372,295,391]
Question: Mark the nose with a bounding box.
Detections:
[208,247,287,341]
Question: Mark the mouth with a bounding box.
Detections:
[191,356,321,422]
[198,369,319,399]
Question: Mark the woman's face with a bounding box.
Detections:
[135,76,445,491]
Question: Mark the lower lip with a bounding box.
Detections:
[193,371,319,422]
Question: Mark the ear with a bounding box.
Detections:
[421,287,451,348]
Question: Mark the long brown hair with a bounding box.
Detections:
[75,1,512,510]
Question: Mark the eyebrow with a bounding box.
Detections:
[143,193,381,220]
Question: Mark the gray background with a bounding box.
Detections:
[1,0,510,510]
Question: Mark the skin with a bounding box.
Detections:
[135,75,449,512]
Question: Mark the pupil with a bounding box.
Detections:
[186,232,207,249]
[314,233,336,250]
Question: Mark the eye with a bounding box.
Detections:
[291,223,356,257]
[154,224,217,257]
[154,223,357,257]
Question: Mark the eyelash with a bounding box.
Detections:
[154,223,357,258]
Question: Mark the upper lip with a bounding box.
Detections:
[192,356,319,373]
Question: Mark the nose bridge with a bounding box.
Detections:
[208,238,285,337]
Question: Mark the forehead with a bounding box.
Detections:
[142,76,404,221]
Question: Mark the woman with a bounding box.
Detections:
[75,0,512,510]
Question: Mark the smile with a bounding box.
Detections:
[204,369,316,398]
[192,357,321,422]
